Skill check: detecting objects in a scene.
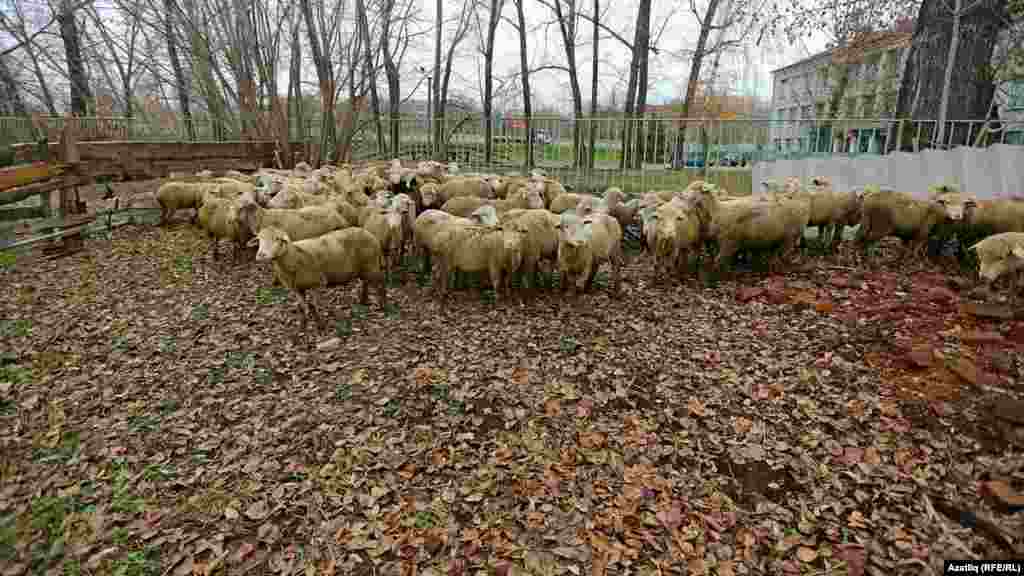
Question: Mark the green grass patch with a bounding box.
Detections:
[111,547,160,576]
[335,318,353,337]
[173,255,193,275]
[256,286,290,306]
[33,431,81,465]
[0,251,15,269]
[189,303,209,322]
[0,319,31,338]
[109,463,145,515]
[254,367,274,386]
[0,364,31,386]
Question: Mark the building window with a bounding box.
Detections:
[802,105,814,119]
[1007,81,1024,110]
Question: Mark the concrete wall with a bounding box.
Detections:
[751,144,1024,199]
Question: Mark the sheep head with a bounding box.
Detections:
[250,227,291,261]
[420,183,440,207]
[558,212,592,248]
[470,204,499,227]
[525,185,545,209]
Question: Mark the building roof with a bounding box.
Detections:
[770,30,912,75]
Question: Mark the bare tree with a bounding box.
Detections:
[0,55,27,115]
[300,0,348,163]
[549,0,584,166]
[512,0,534,168]
[475,0,505,164]
[620,0,651,170]
[1,1,59,114]
[433,0,473,161]
[83,2,144,118]
[57,0,91,115]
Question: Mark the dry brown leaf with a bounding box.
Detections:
[864,447,881,466]
[413,366,434,387]
[848,510,867,529]
[687,397,706,417]
[545,398,561,417]
[733,416,753,435]
[718,560,736,576]
[796,547,817,563]
[510,367,529,386]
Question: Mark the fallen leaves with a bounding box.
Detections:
[0,224,1021,576]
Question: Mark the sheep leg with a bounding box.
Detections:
[489,264,503,302]
[358,276,371,306]
[210,237,220,261]
[611,254,622,295]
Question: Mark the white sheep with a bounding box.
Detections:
[155,181,214,225]
[434,217,524,302]
[556,212,623,296]
[711,195,811,273]
[250,226,387,326]
[361,205,405,280]
[969,232,1024,303]
[413,209,474,278]
[198,193,251,263]
[498,207,561,292]
[651,199,701,282]
[856,186,949,261]
[236,198,350,243]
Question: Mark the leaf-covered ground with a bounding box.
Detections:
[1,220,1022,576]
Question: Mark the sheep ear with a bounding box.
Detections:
[246,237,258,247]
[1013,245,1024,259]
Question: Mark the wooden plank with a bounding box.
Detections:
[0,206,47,221]
[0,175,92,205]
[0,162,65,191]
[1,221,93,250]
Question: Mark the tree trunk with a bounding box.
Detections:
[355,0,385,154]
[672,0,721,169]
[0,56,27,116]
[433,0,443,159]
[514,0,533,169]
[381,0,401,157]
[300,0,336,165]
[58,0,91,116]
[164,10,188,129]
[552,0,584,167]
[290,17,304,147]
[620,0,650,170]
[483,0,504,165]
[891,0,1008,150]
[588,0,598,171]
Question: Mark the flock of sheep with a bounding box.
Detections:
[153,158,1024,326]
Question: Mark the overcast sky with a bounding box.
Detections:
[398,0,832,112]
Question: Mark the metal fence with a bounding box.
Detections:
[2,113,1021,195]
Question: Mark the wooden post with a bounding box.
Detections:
[58,114,85,254]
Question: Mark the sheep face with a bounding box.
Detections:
[488,176,505,196]
[392,193,415,218]
[420,184,439,207]
[471,204,499,226]
[933,193,974,222]
[252,228,291,262]
[525,186,545,209]
[559,213,593,248]
[372,191,393,208]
